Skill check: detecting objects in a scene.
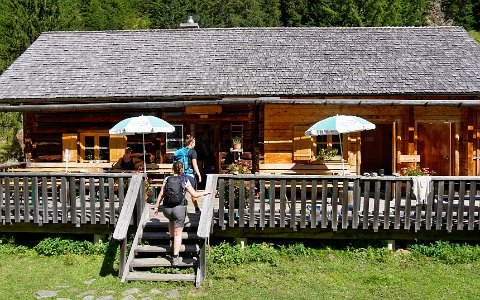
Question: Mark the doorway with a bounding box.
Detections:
[361,124,393,175]
[418,122,453,176]
[192,123,219,189]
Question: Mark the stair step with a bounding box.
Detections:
[126,272,196,282]
[142,231,199,240]
[136,244,199,253]
[145,217,200,228]
[131,257,197,268]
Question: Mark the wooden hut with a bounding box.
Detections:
[0,26,479,178]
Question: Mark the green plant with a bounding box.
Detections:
[316,148,339,161]
[144,176,154,202]
[224,161,252,209]
[85,154,93,160]
[232,136,242,144]
[33,237,108,256]
[400,165,436,176]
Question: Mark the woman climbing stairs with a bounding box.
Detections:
[122,207,204,284]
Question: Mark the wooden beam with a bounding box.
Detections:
[2,97,480,112]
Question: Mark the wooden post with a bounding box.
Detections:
[236,238,248,248]
[387,240,395,251]
[118,238,127,278]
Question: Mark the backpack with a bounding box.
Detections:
[173,147,193,174]
[163,176,185,207]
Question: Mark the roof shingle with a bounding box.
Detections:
[0,26,479,102]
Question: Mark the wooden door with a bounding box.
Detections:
[193,123,219,189]
[361,124,393,175]
[418,122,453,175]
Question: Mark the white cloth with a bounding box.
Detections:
[412,176,432,205]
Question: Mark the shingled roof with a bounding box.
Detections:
[0,26,479,103]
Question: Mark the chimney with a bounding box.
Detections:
[180,15,199,29]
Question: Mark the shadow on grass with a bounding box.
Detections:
[100,239,119,276]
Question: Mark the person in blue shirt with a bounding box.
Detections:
[178,135,202,213]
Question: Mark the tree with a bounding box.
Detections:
[84,0,150,30]
[441,0,480,30]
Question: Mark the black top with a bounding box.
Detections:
[120,158,135,170]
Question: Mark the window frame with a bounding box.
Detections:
[79,132,110,162]
[166,124,184,153]
[315,135,342,157]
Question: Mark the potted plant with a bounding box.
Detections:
[223,161,252,216]
[315,148,339,162]
[232,136,242,150]
[400,165,436,176]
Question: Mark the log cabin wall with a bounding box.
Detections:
[20,102,480,176]
[263,104,479,176]
[24,110,158,163]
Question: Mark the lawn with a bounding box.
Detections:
[1,238,480,299]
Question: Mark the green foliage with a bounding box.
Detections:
[400,164,436,176]
[224,161,252,208]
[84,0,150,30]
[470,30,480,43]
[210,242,280,266]
[0,111,22,163]
[408,240,480,264]
[306,0,429,27]
[442,0,480,30]
[0,235,29,255]
[231,136,242,144]
[33,237,108,256]
[316,148,338,161]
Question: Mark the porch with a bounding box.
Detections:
[0,170,479,240]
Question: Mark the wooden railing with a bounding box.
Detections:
[0,172,139,228]
[0,162,25,172]
[216,175,480,235]
[112,174,145,280]
[196,174,219,286]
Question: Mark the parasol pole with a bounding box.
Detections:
[339,133,345,176]
[142,133,146,174]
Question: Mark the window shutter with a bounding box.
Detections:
[293,126,312,161]
[62,133,78,162]
[109,136,127,162]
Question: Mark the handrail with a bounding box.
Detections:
[214,174,480,234]
[120,201,150,282]
[0,162,26,171]
[113,174,144,241]
[197,174,219,238]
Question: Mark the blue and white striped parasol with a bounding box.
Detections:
[109,115,175,173]
[305,115,375,175]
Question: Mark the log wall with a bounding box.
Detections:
[263,104,480,176]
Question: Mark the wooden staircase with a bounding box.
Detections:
[113,174,217,287]
[122,207,205,285]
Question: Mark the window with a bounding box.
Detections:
[166,124,184,152]
[80,133,110,161]
[315,135,341,155]
[231,124,243,141]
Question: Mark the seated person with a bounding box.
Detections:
[112,147,144,170]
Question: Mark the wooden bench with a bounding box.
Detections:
[7,162,113,173]
[259,162,354,175]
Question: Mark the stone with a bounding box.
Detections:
[35,290,58,299]
[122,287,140,296]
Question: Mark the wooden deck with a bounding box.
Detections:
[213,175,480,240]
[1,171,480,240]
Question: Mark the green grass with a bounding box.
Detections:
[469,30,480,44]
[2,238,480,299]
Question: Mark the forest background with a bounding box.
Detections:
[0,0,479,162]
